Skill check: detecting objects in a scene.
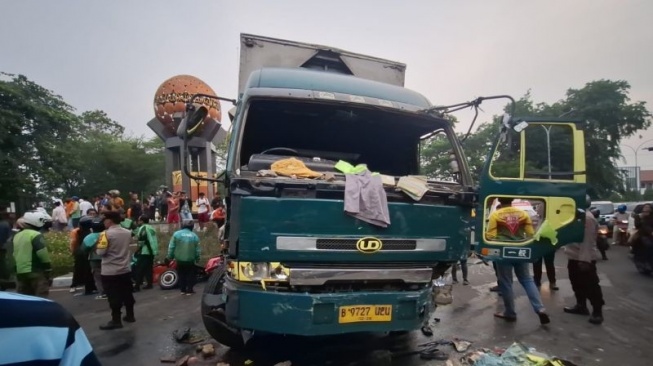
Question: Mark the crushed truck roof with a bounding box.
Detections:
[244,67,432,109]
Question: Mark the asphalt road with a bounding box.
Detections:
[48,245,653,366]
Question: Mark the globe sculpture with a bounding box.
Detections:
[153,75,222,136]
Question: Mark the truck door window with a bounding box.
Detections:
[489,128,521,179]
[484,196,546,243]
[524,124,574,180]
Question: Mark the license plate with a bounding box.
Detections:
[338,305,392,324]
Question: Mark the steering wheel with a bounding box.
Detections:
[260,147,299,156]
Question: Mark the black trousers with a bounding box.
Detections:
[567,259,604,311]
[102,272,136,320]
[533,251,556,286]
[133,255,154,287]
[177,262,196,293]
[72,253,96,293]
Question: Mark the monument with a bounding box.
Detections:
[148,75,226,205]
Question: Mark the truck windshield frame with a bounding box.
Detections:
[229,95,471,185]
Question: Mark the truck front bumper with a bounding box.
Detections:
[214,277,432,336]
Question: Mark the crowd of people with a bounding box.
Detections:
[0,187,224,332]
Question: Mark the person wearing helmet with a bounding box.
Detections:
[167,219,201,295]
[612,204,629,245]
[11,211,53,298]
[83,217,107,300]
[563,194,605,324]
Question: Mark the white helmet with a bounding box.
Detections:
[22,210,52,228]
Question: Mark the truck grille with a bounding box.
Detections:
[315,239,417,251]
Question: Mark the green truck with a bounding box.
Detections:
[179,34,587,348]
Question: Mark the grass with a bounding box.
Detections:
[44,224,223,278]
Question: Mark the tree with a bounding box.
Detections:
[1,73,166,208]
[0,72,81,204]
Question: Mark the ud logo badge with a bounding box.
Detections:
[356,237,383,253]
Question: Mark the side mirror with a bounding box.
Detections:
[176,105,209,139]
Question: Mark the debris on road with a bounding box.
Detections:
[173,327,191,342]
[459,342,579,366]
[452,339,472,353]
[201,344,216,358]
[216,363,230,366]
[174,355,190,366]
[160,355,176,363]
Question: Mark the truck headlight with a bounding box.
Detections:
[241,262,270,281]
[236,262,290,282]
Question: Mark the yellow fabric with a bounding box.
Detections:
[486,206,535,241]
[96,232,109,250]
[271,158,323,178]
[534,219,559,245]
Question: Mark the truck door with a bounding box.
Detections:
[475,118,587,262]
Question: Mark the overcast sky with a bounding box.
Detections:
[2,0,653,167]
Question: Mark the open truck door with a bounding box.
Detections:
[475,117,587,262]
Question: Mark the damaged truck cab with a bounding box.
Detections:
[191,34,475,348]
[178,34,587,348]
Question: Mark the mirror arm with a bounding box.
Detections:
[181,137,225,184]
[190,93,237,106]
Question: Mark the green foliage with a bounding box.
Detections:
[642,188,653,201]
[44,232,74,277]
[0,73,165,205]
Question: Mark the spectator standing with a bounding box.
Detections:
[129,193,142,220]
[563,201,605,325]
[179,191,193,221]
[167,219,201,295]
[79,197,94,217]
[196,192,210,231]
[96,211,135,330]
[166,192,180,231]
[133,215,158,291]
[83,217,107,300]
[533,250,558,290]
[51,201,68,232]
[148,193,157,220]
[70,196,82,228]
[12,211,53,298]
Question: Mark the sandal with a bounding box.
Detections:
[420,325,434,337]
[494,312,517,322]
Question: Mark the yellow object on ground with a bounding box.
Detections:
[271,158,323,178]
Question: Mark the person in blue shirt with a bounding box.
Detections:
[167,219,201,295]
[0,291,101,365]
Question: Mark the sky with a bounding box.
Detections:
[2,0,653,167]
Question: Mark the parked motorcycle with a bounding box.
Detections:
[154,256,223,290]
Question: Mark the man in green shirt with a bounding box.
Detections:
[133,215,158,291]
[12,211,53,298]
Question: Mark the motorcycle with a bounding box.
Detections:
[614,219,629,246]
[153,256,223,290]
[597,224,610,259]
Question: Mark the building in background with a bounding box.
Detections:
[640,170,653,191]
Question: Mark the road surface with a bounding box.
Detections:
[47,245,652,366]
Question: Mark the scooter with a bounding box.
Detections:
[615,219,629,246]
[154,256,223,290]
[597,224,610,260]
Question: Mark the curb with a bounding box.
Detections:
[53,273,72,288]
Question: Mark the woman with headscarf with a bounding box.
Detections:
[69,216,96,295]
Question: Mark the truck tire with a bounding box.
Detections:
[202,263,245,350]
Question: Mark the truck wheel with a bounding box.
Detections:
[159,270,179,290]
[202,264,244,350]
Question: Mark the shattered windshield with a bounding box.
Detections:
[238,99,462,179]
